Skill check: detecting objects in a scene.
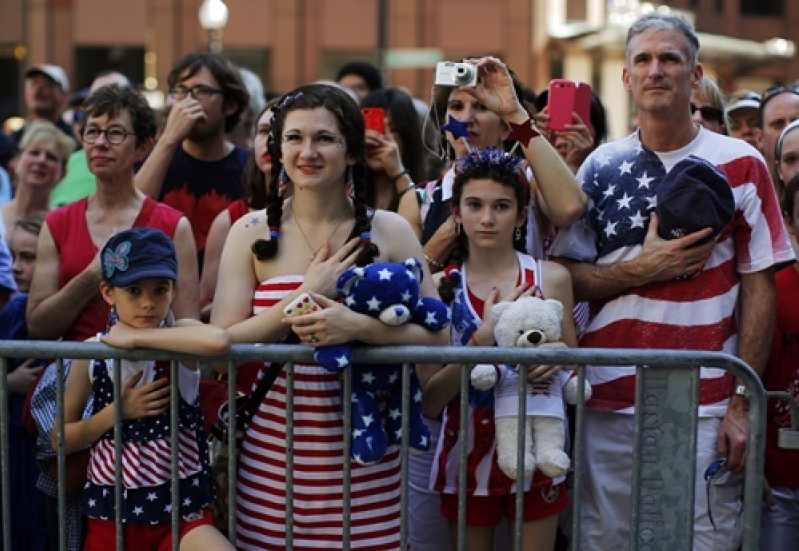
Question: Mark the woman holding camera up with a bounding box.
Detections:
[419,56,586,271]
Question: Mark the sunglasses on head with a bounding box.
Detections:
[690,103,723,123]
[761,86,799,110]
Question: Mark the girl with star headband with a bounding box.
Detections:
[419,147,578,551]
[420,56,586,273]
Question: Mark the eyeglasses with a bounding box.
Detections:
[690,103,723,123]
[82,127,134,145]
[169,85,223,101]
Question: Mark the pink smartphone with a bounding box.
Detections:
[362,107,386,135]
[547,80,592,131]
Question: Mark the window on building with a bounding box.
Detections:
[74,47,145,91]
[740,0,783,16]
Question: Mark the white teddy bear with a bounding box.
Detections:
[470,296,591,480]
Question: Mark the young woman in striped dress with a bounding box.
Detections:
[211,84,448,550]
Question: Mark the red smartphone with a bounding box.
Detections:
[547,80,592,131]
[362,107,386,135]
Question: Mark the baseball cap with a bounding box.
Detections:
[101,227,178,287]
[725,91,761,116]
[656,157,735,245]
[25,64,70,92]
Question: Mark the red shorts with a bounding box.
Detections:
[440,481,568,527]
[83,508,214,551]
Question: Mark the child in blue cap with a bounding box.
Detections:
[56,227,233,551]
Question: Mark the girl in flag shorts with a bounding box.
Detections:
[420,148,578,550]
[57,227,233,551]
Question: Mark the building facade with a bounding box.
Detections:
[1,0,796,139]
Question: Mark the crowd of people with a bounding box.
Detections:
[0,10,797,551]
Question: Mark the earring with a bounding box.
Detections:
[106,306,118,330]
[455,223,462,237]
[515,227,522,241]
[346,166,355,198]
[278,167,289,197]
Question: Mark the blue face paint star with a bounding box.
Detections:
[440,115,472,140]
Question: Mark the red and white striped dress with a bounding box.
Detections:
[236,275,402,550]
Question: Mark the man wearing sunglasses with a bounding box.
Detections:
[760,86,799,197]
[136,51,250,274]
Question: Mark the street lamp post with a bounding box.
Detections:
[198,0,229,53]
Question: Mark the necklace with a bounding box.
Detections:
[290,202,351,260]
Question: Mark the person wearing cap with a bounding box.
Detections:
[550,12,793,550]
[56,227,232,551]
[725,90,762,150]
[335,60,384,101]
[24,83,202,550]
[10,64,77,150]
[134,51,250,273]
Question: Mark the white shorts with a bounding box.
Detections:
[570,410,743,551]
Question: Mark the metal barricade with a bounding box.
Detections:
[0,341,767,550]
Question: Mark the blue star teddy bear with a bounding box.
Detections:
[314,257,450,465]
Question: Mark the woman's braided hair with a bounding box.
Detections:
[250,84,379,266]
[438,147,529,304]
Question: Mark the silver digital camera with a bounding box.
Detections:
[434,61,478,87]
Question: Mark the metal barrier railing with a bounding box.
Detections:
[0,341,768,550]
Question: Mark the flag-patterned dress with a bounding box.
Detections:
[235,275,402,550]
[550,126,794,416]
[83,358,213,523]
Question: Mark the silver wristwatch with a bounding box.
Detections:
[733,384,751,400]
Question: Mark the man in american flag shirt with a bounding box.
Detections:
[550,11,795,551]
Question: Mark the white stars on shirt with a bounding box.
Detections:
[637,172,655,190]
[616,193,633,211]
[619,160,633,175]
[630,211,647,229]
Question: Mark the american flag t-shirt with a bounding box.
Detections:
[551,127,794,416]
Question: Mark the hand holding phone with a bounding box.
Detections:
[547,80,592,132]
[362,107,386,135]
[284,293,322,317]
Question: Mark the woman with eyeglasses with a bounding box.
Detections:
[25,84,200,551]
[690,77,727,135]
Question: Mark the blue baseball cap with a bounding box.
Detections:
[101,227,178,286]
[656,156,735,245]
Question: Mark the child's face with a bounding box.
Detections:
[101,278,175,329]
[454,178,524,251]
[9,227,38,293]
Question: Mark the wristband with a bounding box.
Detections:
[424,253,445,269]
[508,118,541,147]
[389,169,409,183]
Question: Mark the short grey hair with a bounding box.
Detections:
[626,12,700,67]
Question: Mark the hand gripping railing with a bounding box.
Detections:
[0,341,765,550]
